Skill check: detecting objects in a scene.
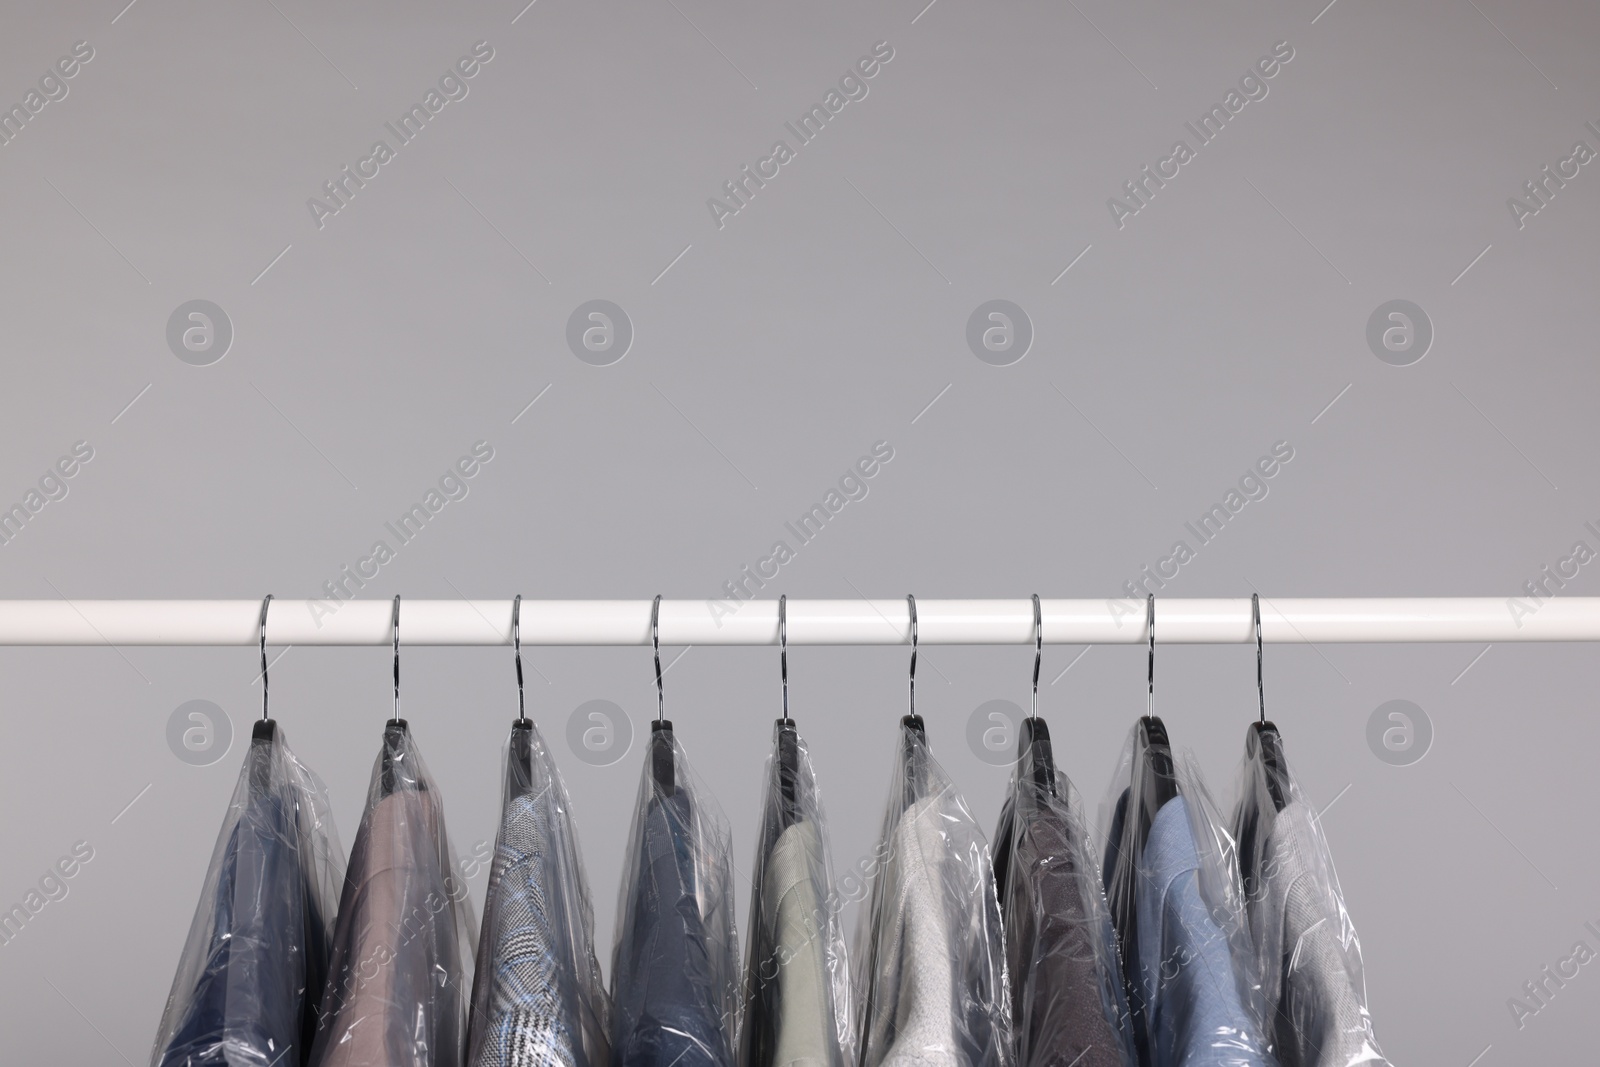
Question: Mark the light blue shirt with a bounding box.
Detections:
[1137,798,1273,1067]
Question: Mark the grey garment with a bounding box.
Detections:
[862,796,959,1067]
[310,788,468,1067]
[471,792,577,1067]
[994,787,1134,1067]
[764,821,838,1067]
[1138,798,1271,1067]
[1252,802,1389,1067]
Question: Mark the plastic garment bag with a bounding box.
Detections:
[309,723,477,1067]
[1231,729,1390,1067]
[738,722,851,1067]
[466,720,612,1067]
[1099,724,1274,1067]
[151,724,344,1067]
[855,720,1011,1067]
[610,728,740,1067]
[993,753,1136,1067]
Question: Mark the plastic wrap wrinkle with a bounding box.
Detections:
[1232,732,1391,1067]
[994,756,1135,1067]
[467,721,612,1067]
[740,722,851,1067]
[611,732,739,1067]
[308,726,476,1067]
[150,725,345,1067]
[855,723,1011,1067]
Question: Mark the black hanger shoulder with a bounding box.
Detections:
[248,718,277,796]
[379,717,410,797]
[1137,715,1179,811]
[1017,716,1058,799]
[898,714,927,808]
[508,718,536,800]
[1247,719,1290,813]
[775,720,801,827]
[650,719,675,795]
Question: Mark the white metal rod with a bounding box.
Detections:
[0,598,1584,645]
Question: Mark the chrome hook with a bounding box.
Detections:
[907,594,918,718]
[651,594,664,723]
[258,594,273,722]
[1146,594,1155,719]
[1253,593,1265,725]
[778,594,790,723]
[513,594,527,725]
[391,594,401,722]
[1031,593,1042,720]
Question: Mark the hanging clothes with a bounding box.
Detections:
[151,724,344,1067]
[610,728,739,1067]
[1100,726,1274,1067]
[739,722,851,1067]
[308,723,476,1067]
[467,721,611,1067]
[856,721,1010,1067]
[993,756,1135,1067]
[1233,733,1390,1067]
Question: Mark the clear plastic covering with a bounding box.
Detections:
[1099,720,1273,1067]
[309,721,478,1067]
[1232,725,1390,1067]
[738,720,852,1067]
[855,718,1012,1067]
[610,725,740,1066]
[467,719,612,1066]
[993,727,1136,1067]
[151,722,345,1067]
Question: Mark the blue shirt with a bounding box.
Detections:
[1137,798,1272,1067]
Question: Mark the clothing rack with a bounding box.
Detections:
[0,597,1588,645]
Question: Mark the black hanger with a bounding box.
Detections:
[1017,594,1059,798]
[1136,595,1179,839]
[1237,722,1289,899]
[1133,715,1179,842]
[1249,722,1289,812]
[505,594,536,797]
[774,595,802,826]
[648,595,676,795]
[381,595,411,797]
[1245,594,1290,813]
[249,595,277,795]
[1234,596,1289,897]
[902,594,926,745]
[1105,595,1178,1064]
[897,595,927,808]
[252,593,277,744]
[380,719,411,793]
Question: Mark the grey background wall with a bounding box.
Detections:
[0,0,1597,1061]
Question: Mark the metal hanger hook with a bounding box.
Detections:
[513,594,527,725]
[1146,594,1155,719]
[391,594,401,721]
[1031,593,1042,720]
[258,594,273,722]
[907,594,918,718]
[778,594,790,723]
[651,595,664,723]
[1253,592,1264,724]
